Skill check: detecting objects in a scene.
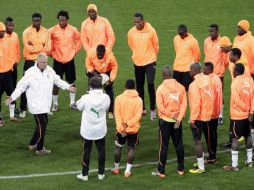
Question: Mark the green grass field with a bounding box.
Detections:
[1,0,254,189]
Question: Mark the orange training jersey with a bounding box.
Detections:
[114,89,143,134]
[173,33,200,72]
[230,75,253,120]
[209,73,223,119]
[128,22,159,66]
[5,32,20,65]
[23,25,51,60]
[204,36,228,77]
[86,47,118,81]
[156,79,187,121]
[81,16,115,53]
[233,31,254,74]
[188,73,214,121]
[49,24,81,63]
[0,36,13,73]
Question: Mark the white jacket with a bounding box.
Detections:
[77,89,110,140]
[11,63,70,114]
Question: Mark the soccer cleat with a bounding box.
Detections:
[76,174,88,181]
[151,171,166,178]
[177,170,185,176]
[222,142,232,148]
[245,161,253,168]
[111,168,120,175]
[204,158,217,164]
[10,116,21,122]
[28,144,37,151]
[70,103,78,110]
[36,147,51,155]
[218,117,223,125]
[19,110,26,118]
[150,110,156,121]
[142,109,147,116]
[108,112,114,119]
[47,111,53,116]
[51,104,58,112]
[238,136,245,142]
[98,174,105,180]
[124,171,132,178]
[223,165,239,171]
[189,168,205,174]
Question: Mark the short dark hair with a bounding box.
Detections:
[134,12,144,20]
[234,63,245,75]
[231,48,242,58]
[57,10,69,20]
[32,13,42,19]
[209,24,219,31]
[90,76,102,89]
[96,44,106,53]
[203,62,214,72]
[5,17,14,24]
[125,79,135,89]
[178,24,187,32]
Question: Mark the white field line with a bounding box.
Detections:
[0,148,232,180]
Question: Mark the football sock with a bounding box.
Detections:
[70,92,75,105]
[246,148,253,163]
[114,162,119,169]
[53,95,58,105]
[9,104,15,118]
[125,163,132,173]
[232,150,239,167]
[197,156,204,170]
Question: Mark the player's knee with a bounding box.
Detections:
[231,138,239,151]
[245,136,253,149]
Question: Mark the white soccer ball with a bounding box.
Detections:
[100,73,109,85]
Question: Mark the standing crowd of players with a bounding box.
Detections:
[1,3,254,181]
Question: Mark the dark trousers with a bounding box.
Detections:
[203,118,218,160]
[0,71,15,112]
[87,71,114,113]
[82,137,105,176]
[134,62,156,110]
[158,119,184,174]
[173,70,193,91]
[30,113,48,150]
[12,66,18,88]
[20,60,35,111]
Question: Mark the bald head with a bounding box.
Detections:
[190,62,202,77]
[162,65,172,79]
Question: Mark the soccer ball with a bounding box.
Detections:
[100,73,109,85]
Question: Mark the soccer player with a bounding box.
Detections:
[111,79,143,177]
[204,25,227,124]
[233,20,254,79]
[152,65,187,178]
[128,13,159,120]
[86,44,118,119]
[173,24,200,91]
[5,53,76,155]
[49,10,81,111]
[76,76,110,181]
[203,62,222,163]
[81,4,115,54]
[20,13,51,118]
[4,17,20,89]
[224,63,253,171]
[188,63,213,174]
[0,22,17,126]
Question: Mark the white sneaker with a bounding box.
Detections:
[150,110,156,121]
[19,111,26,118]
[98,174,105,180]
[76,174,88,181]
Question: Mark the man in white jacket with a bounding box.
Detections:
[76,76,110,181]
[5,53,76,155]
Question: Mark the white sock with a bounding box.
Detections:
[9,104,15,118]
[232,150,239,167]
[53,95,58,105]
[251,129,254,145]
[114,162,120,169]
[197,156,205,170]
[246,148,253,163]
[219,104,224,118]
[125,163,132,173]
[70,92,75,105]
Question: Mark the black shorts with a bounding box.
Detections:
[53,59,76,84]
[191,120,208,141]
[230,119,250,139]
[115,132,139,147]
[173,70,193,91]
